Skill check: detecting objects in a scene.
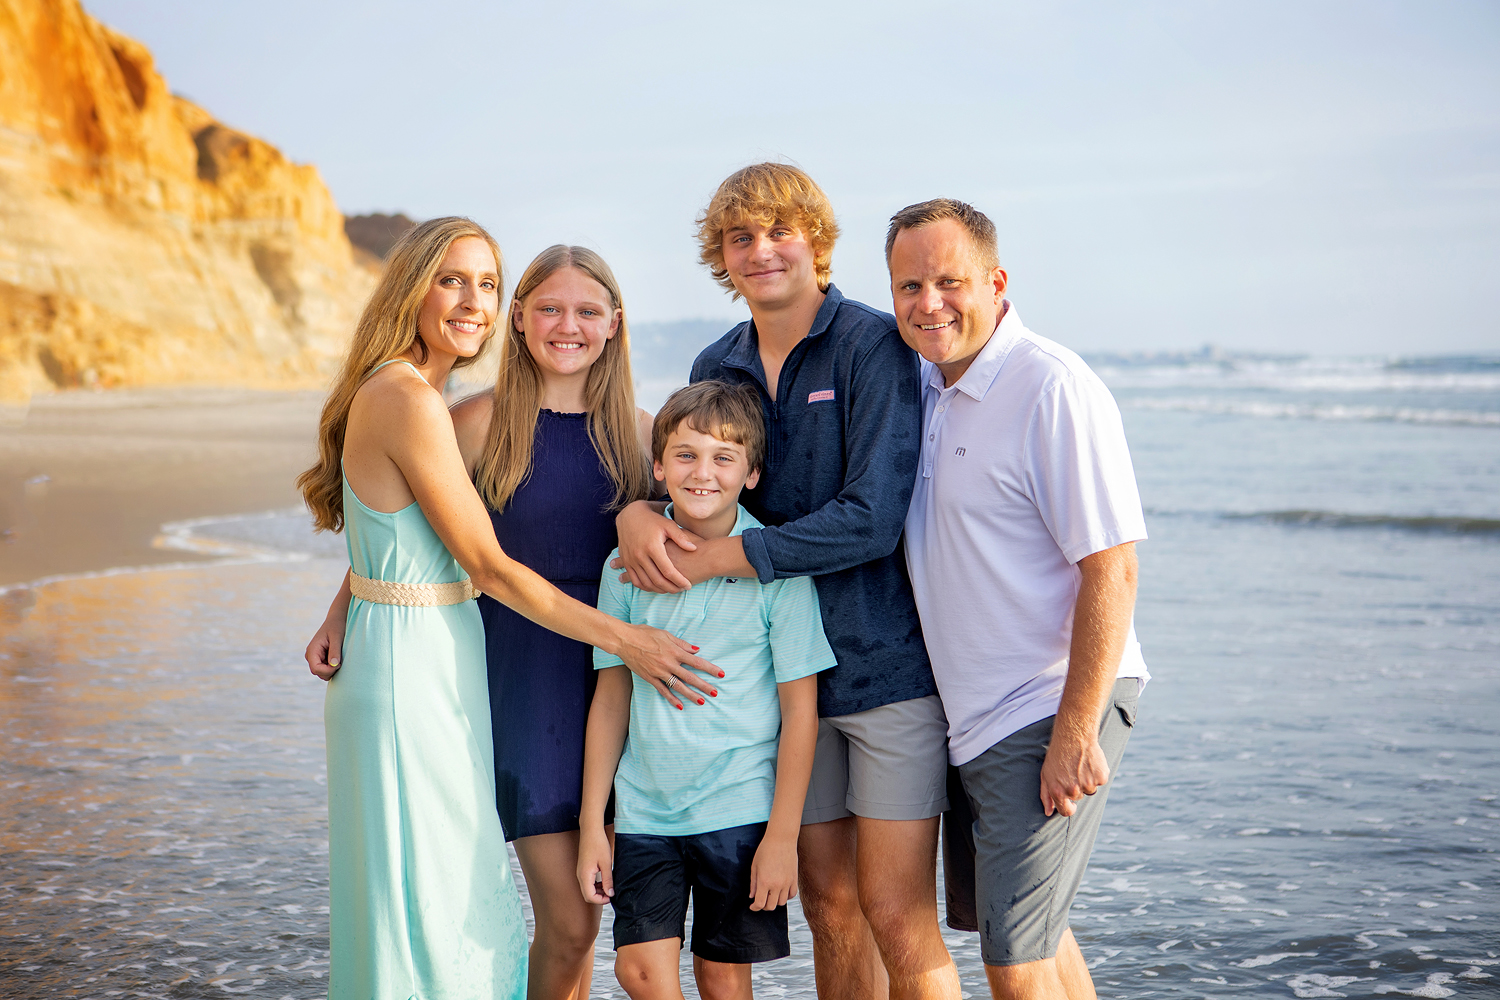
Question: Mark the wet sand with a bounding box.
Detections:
[0,388,326,589]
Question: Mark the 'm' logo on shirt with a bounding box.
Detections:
[807,389,836,404]
[955,446,967,456]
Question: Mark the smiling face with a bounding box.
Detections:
[514,266,621,381]
[720,218,818,310]
[888,218,1008,384]
[416,236,501,359]
[654,421,761,538]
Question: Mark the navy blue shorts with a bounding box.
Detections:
[611,822,790,964]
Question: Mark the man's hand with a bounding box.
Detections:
[305,616,344,681]
[576,825,614,904]
[1040,542,1136,817]
[612,500,700,593]
[748,833,798,911]
[1038,734,1111,817]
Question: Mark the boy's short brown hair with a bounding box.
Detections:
[695,163,840,299]
[652,381,766,473]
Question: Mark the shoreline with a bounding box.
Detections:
[0,386,328,588]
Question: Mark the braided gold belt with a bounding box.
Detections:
[349,571,477,606]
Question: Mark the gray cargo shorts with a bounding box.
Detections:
[801,694,950,825]
[944,678,1139,966]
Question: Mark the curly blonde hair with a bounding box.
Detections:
[695,163,840,299]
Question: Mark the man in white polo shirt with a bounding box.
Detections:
[886,198,1149,1000]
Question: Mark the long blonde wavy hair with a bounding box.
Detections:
[471,245,652,512]
[298,216,504,532]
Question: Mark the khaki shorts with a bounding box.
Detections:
[801,694,950,824]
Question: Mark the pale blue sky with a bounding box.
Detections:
[90,1,1499,354]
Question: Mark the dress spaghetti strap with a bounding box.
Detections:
[362,358,423,385]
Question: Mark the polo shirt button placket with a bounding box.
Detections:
[925,396,948,478]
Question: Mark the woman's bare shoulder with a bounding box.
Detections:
[350,364,449,438]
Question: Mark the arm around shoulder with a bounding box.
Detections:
[379,384,722,700]
[748,330,923,579]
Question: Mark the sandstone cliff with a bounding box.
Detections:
[0,0,375,405]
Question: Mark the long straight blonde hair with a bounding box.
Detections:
[298,217,504,532]
[472,245,652,512]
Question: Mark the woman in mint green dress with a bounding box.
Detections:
[297,217,719,1000]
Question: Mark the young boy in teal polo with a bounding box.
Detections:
[577,380,832,1000]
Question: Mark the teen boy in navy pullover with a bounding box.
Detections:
[614,164,961,1000]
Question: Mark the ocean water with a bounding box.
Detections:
[1,355,1496,999]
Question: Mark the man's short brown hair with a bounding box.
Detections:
[652,381,766,473]
[885,198,1000,271]
[696,163,840,299]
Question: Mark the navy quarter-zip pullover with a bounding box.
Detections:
[690,285,936,717]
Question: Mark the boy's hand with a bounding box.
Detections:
[576,826,615,905]
[748,833,798,911]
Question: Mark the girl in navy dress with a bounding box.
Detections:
[450,245,658,1000]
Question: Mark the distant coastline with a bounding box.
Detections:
[5,347,1493,591]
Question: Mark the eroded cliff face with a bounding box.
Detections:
[0,0,374,404]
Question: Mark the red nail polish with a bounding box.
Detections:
[691,645,700,652]
[697,699,705,706]
[710,690,718,697]
[676,704,683,710]
[718,671,725,678]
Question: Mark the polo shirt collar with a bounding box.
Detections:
[926,300,1021,401]
[722,284,846,371]
[662,502,759,538]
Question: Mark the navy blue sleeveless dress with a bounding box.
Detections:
[478,409,619,842]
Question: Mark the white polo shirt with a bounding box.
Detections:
[904,302,1149,766]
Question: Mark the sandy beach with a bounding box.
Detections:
[0,387,326,588]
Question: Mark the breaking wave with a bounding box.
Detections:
[1232,510,1500,535]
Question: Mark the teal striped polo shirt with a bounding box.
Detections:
[594,504,836,836]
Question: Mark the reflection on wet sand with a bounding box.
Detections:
[1,562,343,997]
[5,506,1497,999]
[0,560,837,1000]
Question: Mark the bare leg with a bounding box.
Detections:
[616,938,687,1000]
[514,830,604,1000]
[1054,930,1097,1000]
[853,817,960,1000]
[798,817,888,1000]
[693,956,753,1000]
[986,932,1093,1000]
[986,959,1065,1000]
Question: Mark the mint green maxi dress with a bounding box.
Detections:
[325,416,528,999]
